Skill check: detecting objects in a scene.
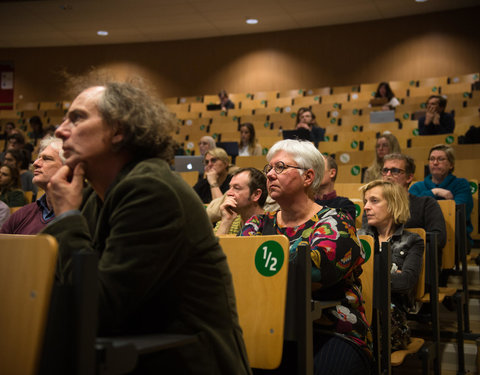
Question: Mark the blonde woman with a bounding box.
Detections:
[193,147,235,203]
[363,132,401,182]
[358,180,424,350]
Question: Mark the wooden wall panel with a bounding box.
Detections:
[0,6,479,103]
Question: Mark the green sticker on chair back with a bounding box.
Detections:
[360,238,371,262]
[255,241,285,277]
[470,181,478,195]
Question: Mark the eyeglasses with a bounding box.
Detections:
[381,167,405,176]
[263,161,306,175]
[204,157,218,166]
[429,157,447,163]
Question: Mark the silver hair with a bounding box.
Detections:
[38,135,66,164]
[267,139,324,194]
[200,135,216,150]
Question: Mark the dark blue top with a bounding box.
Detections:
[418,112,455,135]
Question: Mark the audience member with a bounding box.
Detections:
[218,89,235,111]
[28,115,45,145]
[315,155,356,220]
[363,132,401,182]
[1,132,31,165]
[43,79,250,374]
[241,139,371,375]
[197,135,216,156]
[1,121,15,151]
[418,95,455,135]
[215,167,266,235]
[238,122,262,156]
[0,200,10,225]
[362,153,446,261]
[359,180,424,351]
[1,136,64,234]
[0,164,27,207]
[3,148,37,196]
[370,82,400,110]
[193,147,235,204]
[409,144,473,243]
[293,107,325,144]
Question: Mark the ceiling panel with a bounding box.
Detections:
[0,0,478,48]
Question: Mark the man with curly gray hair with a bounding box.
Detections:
[44,81,251,374]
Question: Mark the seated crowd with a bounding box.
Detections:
[0,75,477,374]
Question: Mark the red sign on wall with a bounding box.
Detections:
[0,63,14,110]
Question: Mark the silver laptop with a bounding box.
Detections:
[173,156,204,172]
[369,110,395,124]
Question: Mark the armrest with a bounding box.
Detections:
[96,334,198,375]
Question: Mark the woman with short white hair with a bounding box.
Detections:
[241,139,371,375]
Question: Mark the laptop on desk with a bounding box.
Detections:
[206,103,222,111]
[369,110,395,124]
[173,156,204,173]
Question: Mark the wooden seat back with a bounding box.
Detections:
[0,234,58,375]
[438,200,456,269]
[219,235,289,370]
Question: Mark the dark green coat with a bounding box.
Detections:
[43,158,251,374]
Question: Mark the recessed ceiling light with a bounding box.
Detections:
[97,30,109,36]
[246,18,258,25]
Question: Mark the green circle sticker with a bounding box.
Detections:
[324,135,330,142]
[352,125,359,132]
[355,203,361,218]
[314,96,319,101]
[445,135,454,144]
[330,118,336,124]
[420,102,426,109]
[360,238,371,262]
[212,133,218,140]
[463,92,469,98]
[403,113,409,119]
[200,124,205,130]
[264,122,270,128]
[262,148,268,155]
[275,107,281,112]
[350,140,359,149]
[352,109,358,115]
[255,241,285,277]
[351,165,361,176]
[432,86,438,92]
[412,128,419,136]
[470,181,478,195]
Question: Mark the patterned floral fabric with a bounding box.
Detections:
[240,207,372,355]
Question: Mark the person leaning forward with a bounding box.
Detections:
[43,79,251,374]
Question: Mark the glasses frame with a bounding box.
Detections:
[204,157,218,166]
[428,157,448,163]
[263,161,307,175]
[381,167,406,177]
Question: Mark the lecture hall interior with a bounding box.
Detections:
[1,0,480,374]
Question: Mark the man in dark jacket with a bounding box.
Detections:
[44,80,251,374]
[418,95,455,135]
[315,155,356,220]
